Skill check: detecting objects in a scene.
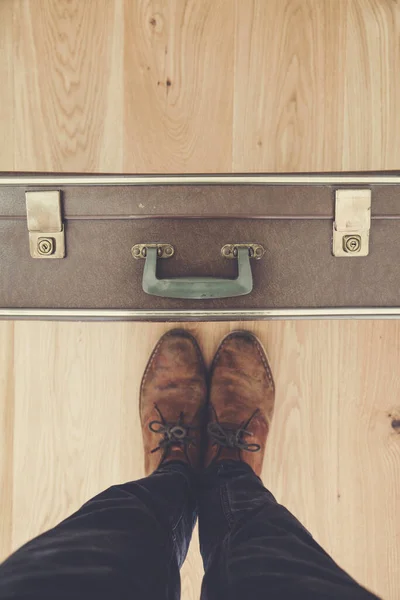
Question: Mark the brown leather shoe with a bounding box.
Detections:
[206,331,275,476]
[140,329,207,474]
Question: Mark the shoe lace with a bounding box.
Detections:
[207,407,261,453]
[149,404,197,455]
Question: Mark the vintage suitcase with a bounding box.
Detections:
[1,172,399,321]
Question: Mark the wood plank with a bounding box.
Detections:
[13,0,124,172]
[262,320,400,600]
[123,0,234,172]
[12,322,132,547]
[0,0,14,170]
[336,321,400,598]
[262,321,340,551]
[341,0,400,171]
[0,323,14,563]
[233,0,400,172]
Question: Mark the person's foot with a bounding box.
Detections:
[205,331,275,476]
[140,329,207,474]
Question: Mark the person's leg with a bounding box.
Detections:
[0,462,196,600]
[199,331,380,600]
[199,461,380,599]
[0,329,208,600]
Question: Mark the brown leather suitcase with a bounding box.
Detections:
[1,172,399,320]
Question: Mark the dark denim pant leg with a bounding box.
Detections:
[0,462,196,600]
[199,461,380,600]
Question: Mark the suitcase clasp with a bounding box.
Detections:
[26,191,65,258]
[333,189,371,257]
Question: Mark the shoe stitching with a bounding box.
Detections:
[140,331,206,414]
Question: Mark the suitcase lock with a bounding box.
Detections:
[333,189,371,257]
[26,191,65,259]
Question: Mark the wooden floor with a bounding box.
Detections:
[1,1,400,598]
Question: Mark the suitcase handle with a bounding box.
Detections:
[141,247,254,299]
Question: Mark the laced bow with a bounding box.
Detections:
[207,407,261,453]
[149,404,197,455]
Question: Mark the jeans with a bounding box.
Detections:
[0,461,379,600]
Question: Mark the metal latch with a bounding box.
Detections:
[131,243,266,260]
[333,189,371,257]
[221,243,265,259]
[132,243,175,259]
[26,191,65,258]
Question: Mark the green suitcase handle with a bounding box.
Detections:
[142,247,253,299]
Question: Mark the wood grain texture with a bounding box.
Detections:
[13,0,124,172]
[0,1,400,599]
[123,0,234,172]
[0,1,14,171]
[263,321,400,600]
[233,0,400,172]
[0,323,14,563]
[336,322,400,598]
